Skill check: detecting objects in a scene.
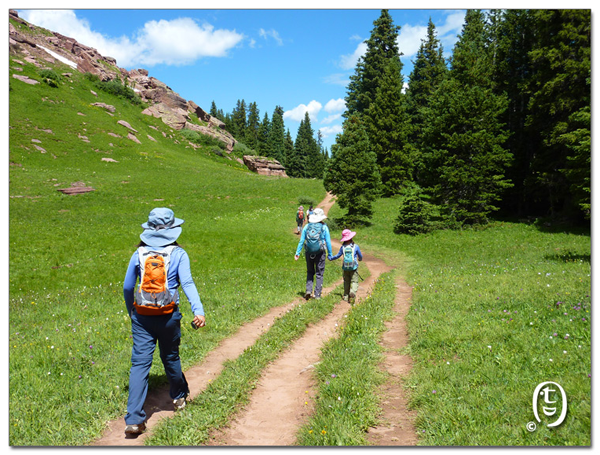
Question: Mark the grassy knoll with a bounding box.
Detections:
[327,198,591,446]
[8,58,333,445]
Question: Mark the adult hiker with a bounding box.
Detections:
[294,207,333,300]
[329,229,363,304]
[296,205,305,234]
[122,207,205,435]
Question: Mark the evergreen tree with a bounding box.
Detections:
[323,115,381,226]
[421,9,512,225]
[344,9,402,119]
[245,102,260,152]
[284,129,300,177]
[268,106,286,163]
[209,100,219,118]
[295,112,323,179]
[257,112,271,157]
[405,18,448,185]
[364,58,412,195]
[231,99,247,140]
[525,9,591,220]
[491,9,539,217]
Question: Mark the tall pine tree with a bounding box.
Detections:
[324,115,381,226]
[364,58,412,195]
[421,10,512,225]
[268,106,286,163]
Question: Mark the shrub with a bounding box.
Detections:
[297,196,316,208]
[394,193,440,235]
[180,129,226,150]
[39,69,61,87]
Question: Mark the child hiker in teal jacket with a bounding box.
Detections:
[329,229,363,304]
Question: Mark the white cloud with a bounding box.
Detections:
[321,113,342,125]
[284,100,322,123]
[319,125,343,138]
[324,98,346,113]
[259,28,283,46]
[339,41,367,70]
[397,24,428,59]
[323,73,349,86]
[19,10,245,68]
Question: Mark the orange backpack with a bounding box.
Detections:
[134,245,178,315]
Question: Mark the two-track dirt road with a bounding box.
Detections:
[93,193,416,446]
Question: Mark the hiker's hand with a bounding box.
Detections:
[193,315,205,328]
[328,255,333,261]
[294,255,299,261]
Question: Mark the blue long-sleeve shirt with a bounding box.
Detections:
[295,222,333,257]
[331,243,363,263]
[123,246,204,317]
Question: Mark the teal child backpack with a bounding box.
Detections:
[305,222,324,254]
[342,244,358,271]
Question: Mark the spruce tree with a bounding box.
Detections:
[526,9,591,220]
[405,18,448,186]
[323,115,381,226]
[344,9,401,119]
[268,106,286,163]
[422,9,512,225]
[245,102,260,152]
[257,112,271,157]
[295,112,323,179]
[364,58,411,195]
[491,10,539,217]
[231,99,247,140]
[284,130,299,177]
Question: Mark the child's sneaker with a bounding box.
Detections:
[304,292,311,300]
[349,293,356,304]
[173,396,187,410]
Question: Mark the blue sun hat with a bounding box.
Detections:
[140,207,184,247]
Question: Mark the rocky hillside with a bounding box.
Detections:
[9,9,287,177]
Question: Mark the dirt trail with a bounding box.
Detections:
[92,193,416,446]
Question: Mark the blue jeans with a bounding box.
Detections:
[125,309,189,425]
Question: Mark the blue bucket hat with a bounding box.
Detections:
[140,207,184,247]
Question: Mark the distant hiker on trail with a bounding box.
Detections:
[122,208,205,436]
[308,206,314,218]
[329,229,363,304]
[296,205,305,234]
[294,207,333,300]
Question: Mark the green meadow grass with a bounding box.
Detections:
[327,198,591,446]
[9,58,335,445]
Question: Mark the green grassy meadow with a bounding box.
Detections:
[9,54,591,447]
[8,58,332,445]
[328,198,591,446]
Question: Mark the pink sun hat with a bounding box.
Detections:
[340,229,356,242]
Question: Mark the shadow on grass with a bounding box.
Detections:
[544,251,591,263]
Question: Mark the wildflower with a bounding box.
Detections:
[432,390,437,394]
[331,374,337,378]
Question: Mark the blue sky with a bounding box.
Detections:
[13,6,520,151]
[15,6,471,151]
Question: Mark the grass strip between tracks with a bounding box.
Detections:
[145,284,345,445]
[297,271,397,446]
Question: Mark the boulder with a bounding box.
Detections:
[243,155,288,177]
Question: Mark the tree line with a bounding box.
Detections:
[209,100,328,179]
[324,9,590,230]
[211,9,590,232]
